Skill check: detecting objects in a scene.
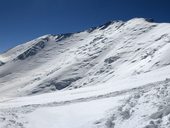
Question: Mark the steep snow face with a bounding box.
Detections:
[0,18,170,97]
[0,35,51,62]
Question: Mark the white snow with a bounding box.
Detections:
[25,97,123,128]
[0,18,170,128]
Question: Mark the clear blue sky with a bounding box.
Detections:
[0,0,170,53]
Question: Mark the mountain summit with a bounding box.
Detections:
[0,18,170,128]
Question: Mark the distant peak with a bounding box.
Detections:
[87,20,124,32]
[127,18,155,23]
[144,18,154,22]
[99,20,123,30]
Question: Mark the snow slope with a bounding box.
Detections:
[0,18,170,128]
[1,18,170,97]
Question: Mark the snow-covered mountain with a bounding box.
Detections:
[0,18,170,128]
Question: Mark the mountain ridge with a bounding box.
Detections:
[1,18,170,97]
[0,17,161,58]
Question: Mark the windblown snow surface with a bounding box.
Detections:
[1,18,170,128]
